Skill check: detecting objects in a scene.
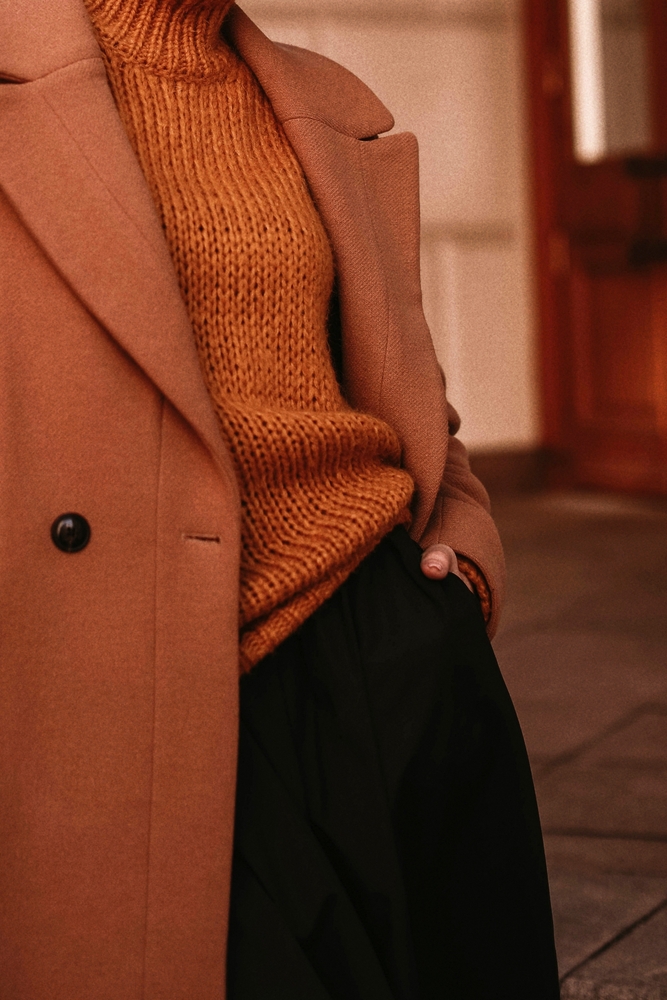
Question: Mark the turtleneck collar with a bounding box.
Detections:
[83,0,237,78]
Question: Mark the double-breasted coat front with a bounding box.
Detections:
[0,2,505,996]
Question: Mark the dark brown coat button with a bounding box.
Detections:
[51,513,91,553]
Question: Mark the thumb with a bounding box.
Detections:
[420,543,457,580]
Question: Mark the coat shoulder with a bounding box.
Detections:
[275,41,395,134]
[228,6,395,139]
[0,0,99,82]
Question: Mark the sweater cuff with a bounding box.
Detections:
[456,555,492,624]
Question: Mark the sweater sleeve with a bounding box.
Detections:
[456,555,493,624]
[416,394,506,638]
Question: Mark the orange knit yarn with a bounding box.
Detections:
[85,0,415,670]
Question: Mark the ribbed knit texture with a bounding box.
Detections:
[84,0,414,670]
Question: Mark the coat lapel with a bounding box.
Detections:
[229,8,449,535]
[0,0,229,474]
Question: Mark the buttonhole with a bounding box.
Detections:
[183,534,221,544]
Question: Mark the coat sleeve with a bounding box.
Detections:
[416,380,506,638]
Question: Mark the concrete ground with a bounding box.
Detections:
[491,490,667,999]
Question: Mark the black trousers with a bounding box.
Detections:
[227,527,560,1000]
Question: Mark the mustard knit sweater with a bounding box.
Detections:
[84,0,415,670]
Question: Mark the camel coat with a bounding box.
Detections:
[0,1,505,996]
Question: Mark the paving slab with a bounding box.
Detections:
[538,765,667,836]
[548,871,667,977]
[582,712,667,767]
[565,589,667,643]
[491,491,667,645]
[535,709,667,838]
[560,900,667,999]
[544,835,667,878]
[494,630,667,761]
[488,490,667,999]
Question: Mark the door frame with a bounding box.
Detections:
[523,0,667,488]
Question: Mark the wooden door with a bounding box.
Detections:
[525,0,667,493]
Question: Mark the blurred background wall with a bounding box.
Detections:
[240,0,539,455]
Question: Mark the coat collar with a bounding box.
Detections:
[0,0,396,475]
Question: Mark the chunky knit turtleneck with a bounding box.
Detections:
[84,0,415,670]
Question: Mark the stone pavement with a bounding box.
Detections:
[490,490,667,998]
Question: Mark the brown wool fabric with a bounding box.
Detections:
[84,0,415,670]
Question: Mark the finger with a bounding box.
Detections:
[420,543,455,579]
[421,546,475,593]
